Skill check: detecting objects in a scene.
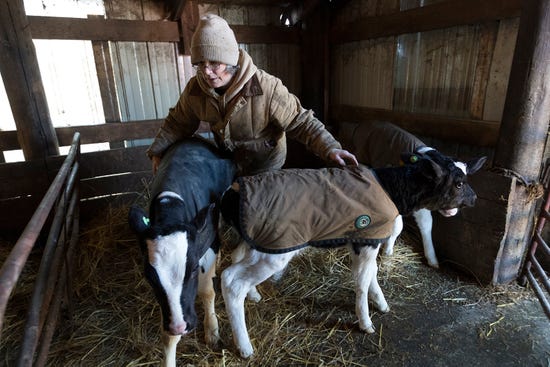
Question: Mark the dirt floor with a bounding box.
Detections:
[1,207,549,367]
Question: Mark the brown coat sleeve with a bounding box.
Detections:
[268,77,341,160]
[146,80,201,159]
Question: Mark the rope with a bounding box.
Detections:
[488,166,544,202]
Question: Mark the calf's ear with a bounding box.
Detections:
[466,156,487,175]
[193,203,217,256]
[128,206,150,234]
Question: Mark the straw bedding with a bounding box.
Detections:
[0,204,540,366]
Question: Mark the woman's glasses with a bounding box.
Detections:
[193,62,222,72]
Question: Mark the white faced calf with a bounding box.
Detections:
[128,138,235,367]
[219,150,486,358]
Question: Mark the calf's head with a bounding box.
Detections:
[128,193,216,336]
[402,149,487,217]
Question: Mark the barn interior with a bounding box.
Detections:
[0,0,549,366]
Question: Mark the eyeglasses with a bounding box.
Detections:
[193,62,223,72]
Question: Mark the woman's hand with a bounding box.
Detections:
[152,155,161,174]
[328,148,358,166]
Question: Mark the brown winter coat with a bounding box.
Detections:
[235,165,399,253]
[147,49,341,175]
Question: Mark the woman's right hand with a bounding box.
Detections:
[152,155,161,174]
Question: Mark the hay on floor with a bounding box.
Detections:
[0,205,540,367]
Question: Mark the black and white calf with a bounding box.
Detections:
[347,120,486,267]
[128,137,235,367]
[219,149,486,358]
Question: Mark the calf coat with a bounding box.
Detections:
[128,137,236,367]
[234,166,398,252]
[219,149,486,358]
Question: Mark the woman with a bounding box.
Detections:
[147,13,357,175]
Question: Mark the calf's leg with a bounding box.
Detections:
[197,249,220,346]
[161,328,181,367]
[221,244,296,358]
[230,243,262,302]
[413,209,439,268]
[350,243,388,333]
[383,215,403,257]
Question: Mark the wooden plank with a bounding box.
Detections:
[0,161,50,199]
[469,22,499,119]
[90,14,121,123]
[0,131,19,151]
[232,25,300,44]
[55,120,162,146]
[483,18,520,121]
[492,0,550,284]
[180,0,200,54]
[1,120,210,151]
[331,105,500,147]
[28,16,180,42]
[330,0,522,43]
[432,170,513,284]
[0,196,42,234]
[80,171,152,200]
[28,15,299,44]
[78,146,150,179]
[80,192,144,223]
[0,0,59,160]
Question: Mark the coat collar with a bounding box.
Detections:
[189,73,263,98]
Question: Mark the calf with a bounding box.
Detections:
[219,149,486,358]
[346,120,481,267]
[128,137,236,367]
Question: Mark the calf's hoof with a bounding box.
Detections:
[238,345,254,359]
[378,304,390,313]
[360,323,376,334]
[246,287,262,303]
[205,329,220,347]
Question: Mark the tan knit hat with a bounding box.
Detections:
[191,14,239,66]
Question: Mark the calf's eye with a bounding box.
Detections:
[455,182,464,189]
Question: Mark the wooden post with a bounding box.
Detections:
[0,0,59,160]
[492,0,550,283]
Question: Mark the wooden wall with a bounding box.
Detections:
[328,0,550,285]
[329,0,521,162]
[0,0,300,234]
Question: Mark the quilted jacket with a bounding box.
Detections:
[147,49,341,175]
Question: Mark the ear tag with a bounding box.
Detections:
[409,155,419,163]
[142,216,150,227]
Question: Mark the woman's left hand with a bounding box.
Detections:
[328,148,359,166]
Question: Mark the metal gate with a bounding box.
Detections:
[520,164,550,319]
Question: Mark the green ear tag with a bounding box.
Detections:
[410,155,419,163]
[142,217,150,226]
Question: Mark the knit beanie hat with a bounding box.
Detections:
[191,14,239,66]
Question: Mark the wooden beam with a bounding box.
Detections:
[330,0,522,43]
[0,0,59,160]
[55,120,163,146]
[180,0,199,54]
[491,0,550,284]
[27,15,299,44]
[330,105,500,148]
[0,120,211,151]
[232,25,300,44]
[28,16,180,42]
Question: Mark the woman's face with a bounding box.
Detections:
[195,61,234,89]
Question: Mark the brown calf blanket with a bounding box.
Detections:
[236,165,399,253]
[351,120,426,167]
